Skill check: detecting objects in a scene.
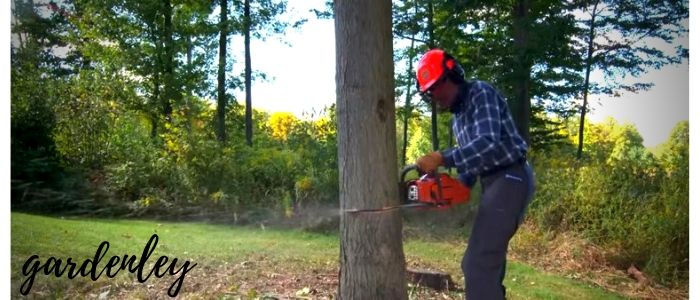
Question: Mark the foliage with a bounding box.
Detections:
[529,119,688,285]
[267,112,300,141]
[10,0,688,289]
[89,100,339,217]
[52,69,138,169]
[10,63,61,183]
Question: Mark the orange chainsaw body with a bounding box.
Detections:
[404,168,471,209]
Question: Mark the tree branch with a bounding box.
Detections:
[393,31,427,44]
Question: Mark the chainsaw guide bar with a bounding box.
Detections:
[343,202,433,214]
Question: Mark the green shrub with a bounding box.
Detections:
[528,121,688,286]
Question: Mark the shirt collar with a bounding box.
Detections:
[449,81,471,113]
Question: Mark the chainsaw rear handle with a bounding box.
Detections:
[400,164,420,183]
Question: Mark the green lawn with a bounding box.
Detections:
[11,212,627,299]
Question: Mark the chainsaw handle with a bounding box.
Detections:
[401,164,441,180]
[400,164,420,182]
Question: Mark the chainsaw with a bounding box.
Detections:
[400,164,471,209]
[344,164,471,213]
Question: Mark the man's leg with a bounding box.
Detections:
[462,164,532,299]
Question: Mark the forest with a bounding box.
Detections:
[11,0,689,298]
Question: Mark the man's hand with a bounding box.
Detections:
[416,151,443,173]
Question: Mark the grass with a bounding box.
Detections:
[11,212,628,299]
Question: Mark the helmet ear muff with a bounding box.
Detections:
[443,52,465,83]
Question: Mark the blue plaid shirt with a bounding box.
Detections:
[441,80,528,187]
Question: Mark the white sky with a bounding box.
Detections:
[231,0,335,119]
[239,0,689,148]
[587,63,689,147]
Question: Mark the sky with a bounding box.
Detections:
[231,0,335,119]
[236,0,689,148]
[586,63,689,147]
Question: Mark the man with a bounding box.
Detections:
[415,48,535,299]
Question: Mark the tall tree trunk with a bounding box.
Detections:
[150,30,162,138]
[244,0,253,146]
[150,113,158,138]
[427,0,439,151]
[401,40,416,166]
[186,36,192,66]
[162,0,174,123]
[511,0,531,145]
[335,0,408,299]
[577,0,599,159]
[216,0,228,143]
[150,76,160,138]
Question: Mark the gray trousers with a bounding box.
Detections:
[462,161,535,299]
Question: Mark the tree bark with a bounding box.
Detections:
[335,0,408,299]
[216,0,228,143]
[244,0,253,146]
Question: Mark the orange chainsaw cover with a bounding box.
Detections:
[414,173,471,207]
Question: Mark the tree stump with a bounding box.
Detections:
[406,268,459,291]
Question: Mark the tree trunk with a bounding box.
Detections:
[162,0,174,123]
[511,0,531,145]
[216,0,228,143]
[401,0,421,166]
[426,0,439,151]
[335,0,408,299]
[150,30,162,139]
[244,0,253,146]
[577,0,599,159]
[401,44,416,167]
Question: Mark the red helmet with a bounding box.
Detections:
[415,49,463,93]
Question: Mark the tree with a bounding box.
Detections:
[11,0,79,184]
[573,0,689,159]
[393,0,420,166]
[393,0,584,150]
[243,0,253,146]
[393,0,440,151]
[511,0,531,143]
[234,0,298,146]
[72,0,168,137]
[658,120,689,176]
[216,0,229,142]
[335,0,407,298]
[267,112,299,141]
[161,0,176,123]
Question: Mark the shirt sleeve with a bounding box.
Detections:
[441,85,502,178]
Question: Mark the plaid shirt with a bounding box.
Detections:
[441,80,528,186]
